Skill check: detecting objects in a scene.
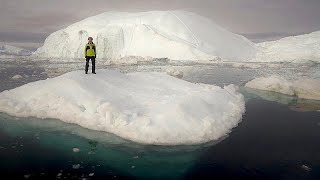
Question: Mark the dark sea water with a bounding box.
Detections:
[0,59,319,179]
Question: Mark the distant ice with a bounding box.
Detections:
[0,44,32,56]
[255,31,320,63]
[0,69,245,145]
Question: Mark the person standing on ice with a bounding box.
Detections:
[84,37,96,74]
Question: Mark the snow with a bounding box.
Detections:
[33,10,257,61]
[245,76,320,100]
[0,44,32,56]
[255,31,320,63]
[0,69,245,145]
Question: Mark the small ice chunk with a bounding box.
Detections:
[89,173,94,176]
[72,164,81,169]
[72,148,80,153]
[24,174,31,179]
[57,173,62,177]
[301,165,311,171]
[11,74,23,80]
[166,67,184,79]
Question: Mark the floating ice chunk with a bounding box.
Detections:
[11,74,23,80]
[301,165,312,171]
[0,69,245,145]
[293,79,320,101]
[166,67,184,79]
[245,76,320,100]
[245,76,294,96]
[72,164,81,169]
[72,148,80,153]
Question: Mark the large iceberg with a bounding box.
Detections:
[0,70,245,145]
[255,31,320,63]
[245,76,320,100]
[33,10,257,61]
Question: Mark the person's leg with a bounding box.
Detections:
[85,57,90,74]
[92,57,96,73]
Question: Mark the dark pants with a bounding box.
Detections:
[85,56,95,73]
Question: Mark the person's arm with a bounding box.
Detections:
[84,44,87,58]
[93,44,97,58]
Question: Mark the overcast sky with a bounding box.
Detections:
[1,0,320,49]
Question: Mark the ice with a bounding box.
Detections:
[11,74,24,80]
[0,44,32,56]
[33,10,257,62]
[72,164,81,169]
[255,31,320,63]
[72,148,80,153]
[293,79,320,100]
[245,76,295,96]
[0,69,245,145]
[245,76,320,100]
[166,67,184,79]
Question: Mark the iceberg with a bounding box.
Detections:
[33,10,257,61]
[255,31,320,63]
[0,70,245,145]
[245,76,320,100]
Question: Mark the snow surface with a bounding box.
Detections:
[33,10,257,61]
[245,76,320,100]
[255,31,320,63]
[0,69,245,145]
[0,44,32,56]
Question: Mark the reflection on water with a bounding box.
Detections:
[243,87,320,112]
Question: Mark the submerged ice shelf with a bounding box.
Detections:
[0,69,245,145]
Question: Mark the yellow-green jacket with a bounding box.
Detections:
[84,43,96,57]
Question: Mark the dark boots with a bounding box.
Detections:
[85,57,96,74]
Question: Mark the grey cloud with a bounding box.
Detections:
[0,0,319,47]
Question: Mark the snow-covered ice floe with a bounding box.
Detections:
[0,69,245,145]
[245,76,320,100]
